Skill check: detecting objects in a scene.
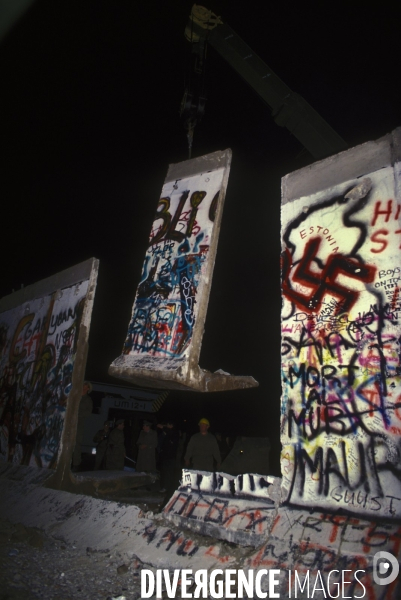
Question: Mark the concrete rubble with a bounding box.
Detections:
[163,469,279,546]
[1,463,401,598]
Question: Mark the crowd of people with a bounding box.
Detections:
[91,416,229,475]
[72,382,232,497]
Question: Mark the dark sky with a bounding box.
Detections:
[1,0,400,473]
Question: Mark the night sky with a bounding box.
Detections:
[1,0,400,474]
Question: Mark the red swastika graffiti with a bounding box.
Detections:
[282,237,376,313]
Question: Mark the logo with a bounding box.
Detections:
[373,551,399,586]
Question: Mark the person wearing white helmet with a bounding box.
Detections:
[184,418,221,471]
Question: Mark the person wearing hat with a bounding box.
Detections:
[184,418,221,472]
[136,420,157,472]
[106,419,126,470]
[72,381,93,470]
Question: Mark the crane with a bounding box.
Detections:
[181,5,347,160]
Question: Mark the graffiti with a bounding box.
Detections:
[120,170,225,362]
[369,200,401,253]
[180,468,275,499]
[298,225,339,253]
[370,200,400,227]
[282,237,376,313]
[162,471,277,547]
[281,162,401,517]
[0,281,89,468]
[141,522,200,557]
[165,491,273,536]
[245,509,401,597]
[139,521,238,567]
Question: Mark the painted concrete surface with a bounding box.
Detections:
[0,259,98,472]
[245,505,401,598]
[109,149,257,392]
[280,128,401,520]
[120,165,227,365]
[0,468,242,572]
[163,469,278,546]
[1,466,400,598]
[164,489,275,546]
[179,468,278,500]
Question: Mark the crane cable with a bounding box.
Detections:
[185,14,196,159]
[181,7,210,158]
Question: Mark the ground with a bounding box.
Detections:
[0,518,142,600]
[0,482,167,600]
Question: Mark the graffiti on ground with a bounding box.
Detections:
[247,508,401,598]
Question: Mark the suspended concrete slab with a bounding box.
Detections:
[109,149,258,392]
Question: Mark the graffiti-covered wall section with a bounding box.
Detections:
[280,128,401,518]
[0,259,98,469]
[110,150,257,392]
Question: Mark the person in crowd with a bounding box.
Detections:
[215,432,229,462]
[184,418,221,471]
[177,428,187,467]
[156,421,166,469]
[93,420,110,470]
[159,419,180,495]
[136,420,157,472]
[106,419,126,470]
[72,381,93,470]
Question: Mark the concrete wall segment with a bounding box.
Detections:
[111,151,232,372]
[109,149,257,391]
[282,127,401,205]
[280,127,401,520]
[0,258,98,479]
[0,258,97,313]
[164,148,231,184]
[161,470,279,547]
